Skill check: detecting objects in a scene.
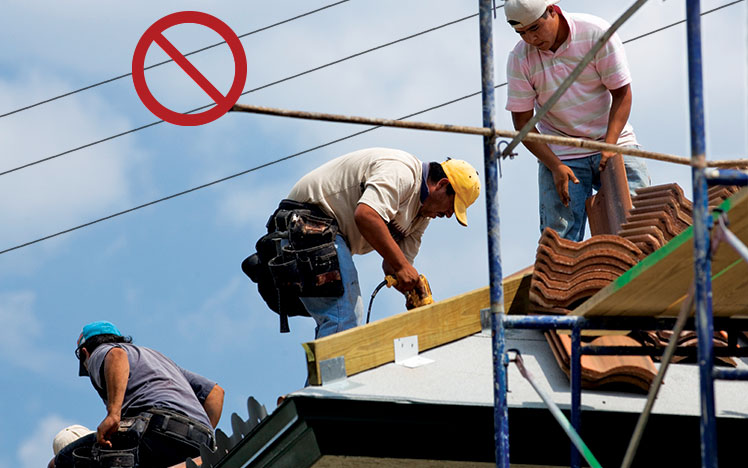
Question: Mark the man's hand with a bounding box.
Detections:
[97,413,120,448]
[393,263,419,293]
[551,165,580,207]
[599,150,619,172]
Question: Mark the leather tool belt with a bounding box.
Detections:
[242,199,344,332]
[143,407,215,449]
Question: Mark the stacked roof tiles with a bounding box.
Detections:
[630,329,736,367]
[530,182,740,311]
[617,183,739,255]
[530,228,643,314]
[546,331,657,392]
[530,182,741,390]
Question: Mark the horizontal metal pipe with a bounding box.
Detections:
[705,168,748,185]
[501,314,748,331]
[706,177,748,186]
[231,103,748,168]
[581,346,748,357]
[712,368,748,380]
[502,315,583,329]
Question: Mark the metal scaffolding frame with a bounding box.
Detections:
[231,1,748,466]
[478,1,748,467]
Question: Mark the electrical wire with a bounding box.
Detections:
[0,9,486,178]
[0,0,350,119]
[621,0,744,44]
[0,0,744,255]
[0,87,484,256]
[1,0,740,178]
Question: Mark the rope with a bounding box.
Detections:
[231,103,748,168]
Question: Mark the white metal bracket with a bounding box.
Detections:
[394,335,434,368]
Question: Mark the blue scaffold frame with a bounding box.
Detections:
[482,1,748,468]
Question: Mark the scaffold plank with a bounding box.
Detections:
[573,188,748,317]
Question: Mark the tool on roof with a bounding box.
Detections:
[366,274,434,324]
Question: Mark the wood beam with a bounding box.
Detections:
[302,266,533,385]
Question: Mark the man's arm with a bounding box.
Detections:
[202,384,224,428]
[599,83,633,171]
[98,347,129,447]
[511,110,579,206]
[354,203,419,292]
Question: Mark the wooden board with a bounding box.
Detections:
[573,188,748,317]
[302,266,533,385]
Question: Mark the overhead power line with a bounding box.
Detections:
[0,0,350,119]
[0,0,744,256]
[0,7,487,177]
[0,89,481,256]
[1,0,740,178]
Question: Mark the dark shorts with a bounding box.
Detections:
[54,409,213,468]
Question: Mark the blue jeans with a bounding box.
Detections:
[538,149,650,242]
[300,235,364,339]
[54,425,203,468]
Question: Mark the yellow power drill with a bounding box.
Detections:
[366,274,433,324]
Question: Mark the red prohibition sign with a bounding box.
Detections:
[132,11,247,126]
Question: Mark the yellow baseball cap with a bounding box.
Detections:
[441,158,481,227]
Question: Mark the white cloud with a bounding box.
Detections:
[216,184,281,229]
[0,291,39,349]
[176,276,277,349]
[17,414,73,468]
[0,291,66,374]
[0,72,141,259]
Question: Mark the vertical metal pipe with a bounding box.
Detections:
[686,1,718,467]
[478,1,505,467]
[570,324,582,468]
[496,309,509,468]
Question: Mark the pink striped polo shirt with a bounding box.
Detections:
[505,8,638,159]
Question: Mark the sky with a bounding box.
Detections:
[0,1,746,466]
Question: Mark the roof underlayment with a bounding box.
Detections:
[291,329,748,418]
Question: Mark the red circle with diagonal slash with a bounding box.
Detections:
[132,11,247,126]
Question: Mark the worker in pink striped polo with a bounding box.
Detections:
[504,0,650,242]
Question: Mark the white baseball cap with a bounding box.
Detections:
[52,425,94,455]
[504,0,560,30]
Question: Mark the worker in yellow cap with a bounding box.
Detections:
[243,147,481,338]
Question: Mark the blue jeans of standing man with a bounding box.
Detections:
[300,235,364,339]
[538,148,650,242]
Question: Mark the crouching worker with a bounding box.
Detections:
[54,321,224,468]
[243,147,481,337]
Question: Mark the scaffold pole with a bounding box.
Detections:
[477,1,506,467]
[685,0,718,466]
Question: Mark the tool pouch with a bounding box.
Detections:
[242,199,343,333]
[267,249,303,295]
[73,431,140,468]
[294,241,343,297]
